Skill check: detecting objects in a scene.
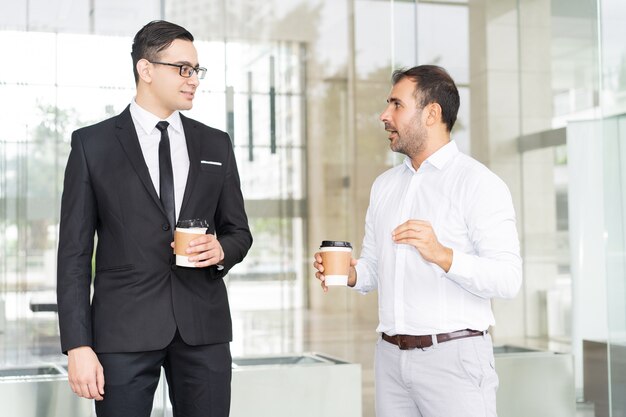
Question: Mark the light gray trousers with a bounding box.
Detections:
[375,333,498,417]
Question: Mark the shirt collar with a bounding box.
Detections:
[130,98,183,135]
[427,140,458,170]
[403,140,459,173]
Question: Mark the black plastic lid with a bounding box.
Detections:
[177,218,209,228]
[320,240,352,248]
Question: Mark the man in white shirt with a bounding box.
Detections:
[313,65,522,417]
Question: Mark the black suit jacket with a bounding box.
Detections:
[57,106,252,354]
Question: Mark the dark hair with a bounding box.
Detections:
[392,65,460,132]
[131,20,194,83]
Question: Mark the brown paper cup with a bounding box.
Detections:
[320,247,352,286]
[174,227,207,267]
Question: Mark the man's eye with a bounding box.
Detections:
[181,65,193,76]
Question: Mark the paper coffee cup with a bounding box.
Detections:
[319,240,352,286]
[174,219,208,267]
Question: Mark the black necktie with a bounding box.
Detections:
[156,121,176,230]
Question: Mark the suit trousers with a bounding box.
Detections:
[375,332,498,417]
[95,330,232,417]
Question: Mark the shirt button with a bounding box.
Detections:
[162,224,170,231]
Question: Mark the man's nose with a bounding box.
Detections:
[187,72,200,86]
[380,107,389,122]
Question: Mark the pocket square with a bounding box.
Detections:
[201,160,222,166]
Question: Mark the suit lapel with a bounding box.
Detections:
[179,114,199,218]
[115,106,167,217]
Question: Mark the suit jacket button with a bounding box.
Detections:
[171,264,177,270]
[162,224,170,231]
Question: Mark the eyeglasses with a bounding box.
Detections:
[149,61,207,79]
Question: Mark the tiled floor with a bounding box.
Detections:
[0,307,601,417]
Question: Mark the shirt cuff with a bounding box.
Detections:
[447,249,475,284]
[352,263,369,294]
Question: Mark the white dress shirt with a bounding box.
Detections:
[354,141,522,336]
[130,98,189,223]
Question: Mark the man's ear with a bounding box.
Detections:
[425,103,442,127]
[136,59,152,84]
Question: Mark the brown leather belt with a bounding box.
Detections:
[382,329,486,350]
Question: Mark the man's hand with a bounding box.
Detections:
[392,220,453,272]
[67,346,105,401]
[171,234,224,267]
[313,252,358,292]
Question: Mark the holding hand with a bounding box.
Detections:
[392,220,452,272]
[313,253,358,292]
[170,234,224,268]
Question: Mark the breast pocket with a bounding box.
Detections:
[200,161,223,175]
[197,161,225,191]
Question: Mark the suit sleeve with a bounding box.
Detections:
[212,133,252,277]
[57,131,97,353]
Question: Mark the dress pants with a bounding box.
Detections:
[95,330,231,417]
[375,333,498,417]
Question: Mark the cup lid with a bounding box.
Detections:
[320,240,352,249]
[176,218,209,228]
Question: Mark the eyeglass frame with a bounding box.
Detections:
[148,61,207,79]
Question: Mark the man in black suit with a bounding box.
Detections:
[57,20,252,417]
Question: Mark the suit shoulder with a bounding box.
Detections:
[182,116,231,142]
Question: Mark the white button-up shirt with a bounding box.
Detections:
[354,141,522,336]
[130,99,189,222]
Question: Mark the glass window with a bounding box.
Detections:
[355,0,394,80]
[417,3,469,84]
[0,29,309,363]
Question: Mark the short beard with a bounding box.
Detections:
[390,116,427,159]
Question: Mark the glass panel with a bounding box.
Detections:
[222,35,307,358]
[603,114,626,417]
[56,34,134,88]
[25,0,90,33]
[0,82,73,365]
[0,31,140,366]
[0,2,27,30]
[92,0,161,35]
[417,3,469,84]
[355,0,393,80]
[521,146,563,340]
[0,0,161,34]
[1,31,57,85]
[601,3,626,415]
[550,0,598,122]
[599,0,626,116]
[185,92,227,132]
